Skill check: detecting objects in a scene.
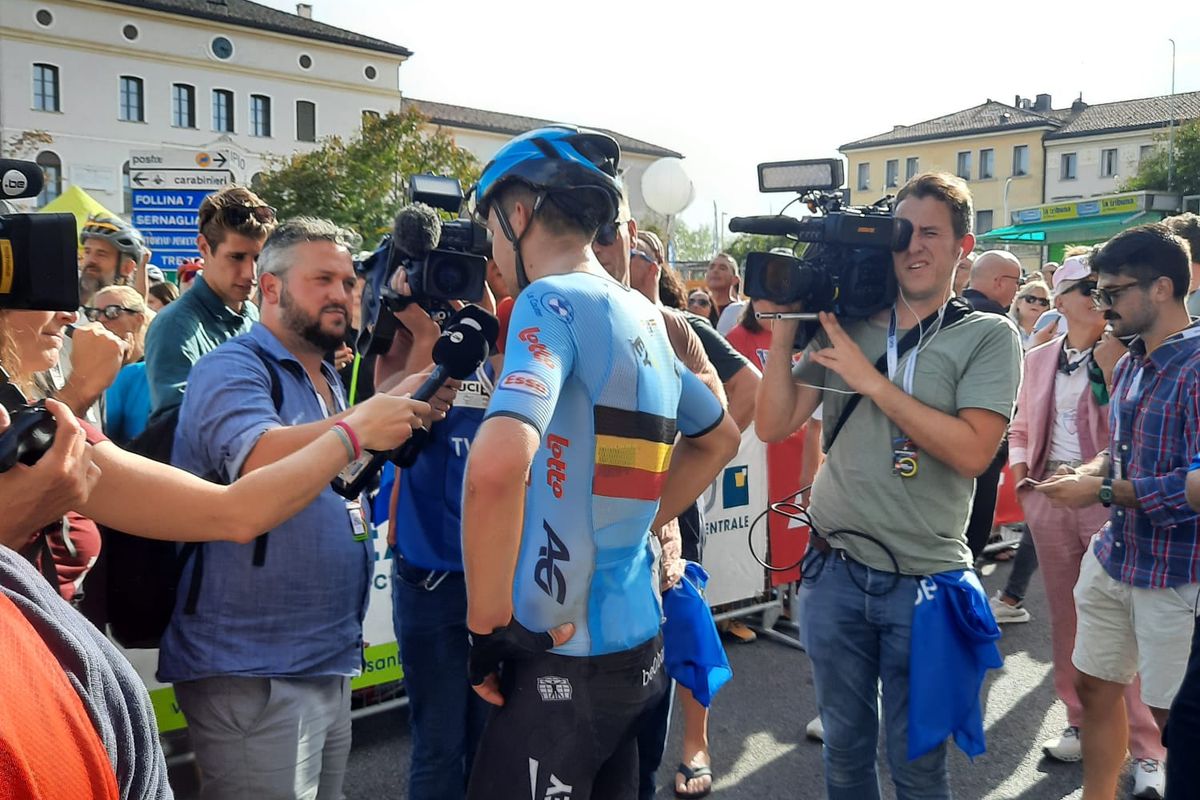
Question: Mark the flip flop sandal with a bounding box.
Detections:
[674,762,713,799]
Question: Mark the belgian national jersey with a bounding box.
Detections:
[487,271,724,657]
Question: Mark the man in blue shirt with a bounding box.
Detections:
[461,127,740,800]
[159,217,441,800]
[144,185,276,418]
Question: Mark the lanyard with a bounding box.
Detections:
[886,309,919,395]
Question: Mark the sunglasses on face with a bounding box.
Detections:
[631,249,658,265]
[1020,295,1050,307]
[1090,281,1144,308]
[593,220,629,247]
[688,296,711,308]
[82,305,140,322]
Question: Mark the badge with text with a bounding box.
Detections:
[891,436,919,479]
[346,499,369,542]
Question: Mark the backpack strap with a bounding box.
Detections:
[824,298,973,453]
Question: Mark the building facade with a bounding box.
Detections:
[1043,91,1200,201]
[839,97,1071,242]
[2,0,678,221]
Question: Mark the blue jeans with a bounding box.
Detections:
[392,557,489,800]
[800,551,951,800]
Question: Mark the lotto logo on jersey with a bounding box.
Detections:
[502,371,550,398]
[723,465,749,509]
[546,434,569,498]
[519,327,556,369]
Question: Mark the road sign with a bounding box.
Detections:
[131,188,211,270]
[130,169,233,191]
[129,147,244,273]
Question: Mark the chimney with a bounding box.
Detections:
[1034,93,1052,112]
[1014,94,1022,108]
[296,3,313,18]
[1071,94,1088,113]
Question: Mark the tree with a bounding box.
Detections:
[669,218,716,261]
[720,234,798,266]
[1122,119,1200,198]
[254,107,480,244]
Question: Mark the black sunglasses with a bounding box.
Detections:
[205,203,276,229]
[593,220,626,247]
[82,304,140,322]
[1020,295,1050,307]
[1090,281,1145,308]
[688,296,712,307]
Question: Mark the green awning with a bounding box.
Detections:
[978,212,1149,245]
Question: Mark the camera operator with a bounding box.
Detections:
[756,173,1022,797]
[373,267,490,800]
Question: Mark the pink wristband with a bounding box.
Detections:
[333,421,362,460]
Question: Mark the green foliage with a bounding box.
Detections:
[671,219,716,261]
[254,108,480,245]
[1121,119,1200,197]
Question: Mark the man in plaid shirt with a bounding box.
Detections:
[1038,223,1200,800]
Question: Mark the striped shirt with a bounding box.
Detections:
[1095,321,1200,588]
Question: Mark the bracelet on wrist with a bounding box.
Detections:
[333,420,362,460]
[329,425,356,462]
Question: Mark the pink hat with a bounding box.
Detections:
[1052,256,1092,297]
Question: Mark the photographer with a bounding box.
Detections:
[756,173,1022,797]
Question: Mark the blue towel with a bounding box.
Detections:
[908,569,1003,761]
[662,562,732,707]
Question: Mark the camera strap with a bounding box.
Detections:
[824,297,972,453]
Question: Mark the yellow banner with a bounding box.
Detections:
[1101,196,1139,214]
[1040,204,1079,222]
[0,240,12,294]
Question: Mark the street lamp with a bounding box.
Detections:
[1169,38,1177,194]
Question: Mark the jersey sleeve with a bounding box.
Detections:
[485,288,576,436]
[676,363,725,438]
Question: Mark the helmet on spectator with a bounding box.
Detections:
[80,213,147,265]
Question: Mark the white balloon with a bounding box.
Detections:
[641,158,694,216]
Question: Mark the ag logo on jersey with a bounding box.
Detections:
[502,371,550,398]
[540,292,574,323]
[535,520,570,604]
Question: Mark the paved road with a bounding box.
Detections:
[171,556,1148,799]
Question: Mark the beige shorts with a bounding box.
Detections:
[1072,540,1200,709]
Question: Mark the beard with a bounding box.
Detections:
[279,285,347,352]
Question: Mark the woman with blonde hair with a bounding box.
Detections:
[1009,278,1051,349]
[84,285,155,445]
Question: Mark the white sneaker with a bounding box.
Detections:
[805,716,824,742]
[1132,758,1165,799]
[990,590,1032,624]
[1042,726,1082,762]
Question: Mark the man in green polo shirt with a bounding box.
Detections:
[144,186,276,417]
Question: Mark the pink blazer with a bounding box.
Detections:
[1008,334,1109,480]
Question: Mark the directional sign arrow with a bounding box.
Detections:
[133,173,147,187]
[212,152,227,168]
[153,175,164,185]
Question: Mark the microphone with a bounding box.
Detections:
[331,321,491,498]
[728,215,804,237]
[447,304,500,351]
[0,159,45,200]
[391,203,442,260]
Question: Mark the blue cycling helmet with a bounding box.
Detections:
[472,125,622,224]
[472,126,622,291]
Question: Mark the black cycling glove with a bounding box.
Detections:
[468,619,555,686]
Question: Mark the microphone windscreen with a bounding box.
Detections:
[391,203,442,260]
[0,159,45,200]
[449,305,500,349]
[432,324,490,379]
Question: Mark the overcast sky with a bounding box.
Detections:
[262,0,1200,229]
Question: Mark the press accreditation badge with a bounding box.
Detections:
[892,436,919,479]
[453,376,491,410]
[346,499,369,542]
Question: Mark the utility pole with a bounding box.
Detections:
[1169,38,1177,194]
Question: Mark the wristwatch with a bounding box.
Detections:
[1098,477,1114,508]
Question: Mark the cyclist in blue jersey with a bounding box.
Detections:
[461,126,740,800]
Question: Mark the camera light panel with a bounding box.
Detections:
[757,159,844,194]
